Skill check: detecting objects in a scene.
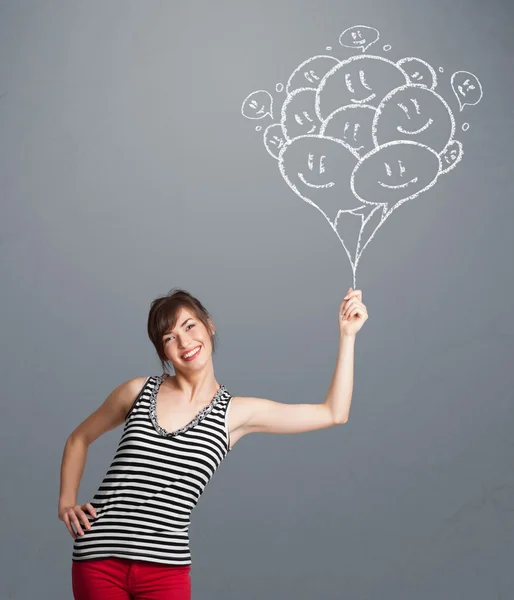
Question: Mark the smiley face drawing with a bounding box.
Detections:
[315,55,409,121]
[286,55,340,94]
[263,123,287,159]
[281,89,323,141]
[339,25,380,53]
[439,139,463,175]
[351,141,441,213]
[320,104,376,157]
[372,84,455,153]
[278,135,361,223]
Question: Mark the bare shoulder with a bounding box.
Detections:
[70,376,149,445]
[120,376,149,412]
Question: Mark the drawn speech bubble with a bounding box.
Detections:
[450,71,483,111]
[241,90,274,120]
[339,26,379,53]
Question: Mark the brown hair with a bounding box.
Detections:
[147,288,217,374]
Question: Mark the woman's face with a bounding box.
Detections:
[162,307,214,371]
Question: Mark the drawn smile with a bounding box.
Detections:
[352,93,376,104]
[397,119,433,135]
[379,176,418,189]
[298,173,335,188]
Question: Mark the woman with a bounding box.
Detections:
[59,286,368,599]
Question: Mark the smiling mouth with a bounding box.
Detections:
[298,173,335,188]
[351,93,376,104]
[379,177,418,189]
[397,119,433,135]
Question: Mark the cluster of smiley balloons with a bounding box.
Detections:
[241,26,483,283]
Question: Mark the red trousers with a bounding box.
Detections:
[72,557,191,600]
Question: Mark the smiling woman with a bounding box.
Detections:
[59,286,368,600]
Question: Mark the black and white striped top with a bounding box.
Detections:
[72,374,233,565]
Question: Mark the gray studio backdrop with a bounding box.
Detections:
[1,1,513,598]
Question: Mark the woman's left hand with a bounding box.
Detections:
[339,288,368,337]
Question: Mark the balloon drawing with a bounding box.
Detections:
[241,25,484,287]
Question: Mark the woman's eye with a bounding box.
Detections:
[187,324,195,330]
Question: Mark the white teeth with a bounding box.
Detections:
[182,347,200,359]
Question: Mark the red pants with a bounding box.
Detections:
[72,557,191,600]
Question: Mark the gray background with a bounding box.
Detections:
[1,0,513,598]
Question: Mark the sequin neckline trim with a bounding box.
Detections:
[149,373,226,438]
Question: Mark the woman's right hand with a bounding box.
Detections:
[58,503,97,539]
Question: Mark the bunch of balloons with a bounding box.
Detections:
[242,25,483,285]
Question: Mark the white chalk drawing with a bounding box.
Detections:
[315,55,409,120]
[326,46,332,51]
[339,26,379,53]
[286,55,340,95]
[372,84,455,153]
[397,57,438,89]
[439,139,463,175]
[263,123,287,159]
[281,88,323,140]
[255,126,262,131]
[320,104,376,157]
[451,71,483,111]
[241,25,484,287]
[241,90,274,120]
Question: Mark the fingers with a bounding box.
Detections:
[85,503,97,519]
[63,506,93,539]
[343,288,363,301]
[342,299,367,320]
[63,511,80,539]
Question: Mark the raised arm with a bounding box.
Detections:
[235,288,368,435]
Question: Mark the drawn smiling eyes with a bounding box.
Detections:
[344,70,372,94]
[249,99,265,114]
[297,153,335,189]
[397,98,420,119]
[304,70,320,84]
[458,78,476,97]
[379,159,419,189]
[308,152,326,173]
[295,111,315,126]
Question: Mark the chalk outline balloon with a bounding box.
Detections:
[450,71,483,111]
[315,55,410,121]
[241,33,483,286]
[278,133,361,218]
[339,25,380,53]
[278,134,384,280]
[241,90,274,120]
[350,140,442,262]
[396,57,438,90]
[280,88,322,141]
[371,83,456,153]
[263,123,287,159]
[319,104,377,158]
[439,139,463,175]
[285,55,340,95]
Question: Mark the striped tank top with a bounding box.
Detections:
[72,373,233,565]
